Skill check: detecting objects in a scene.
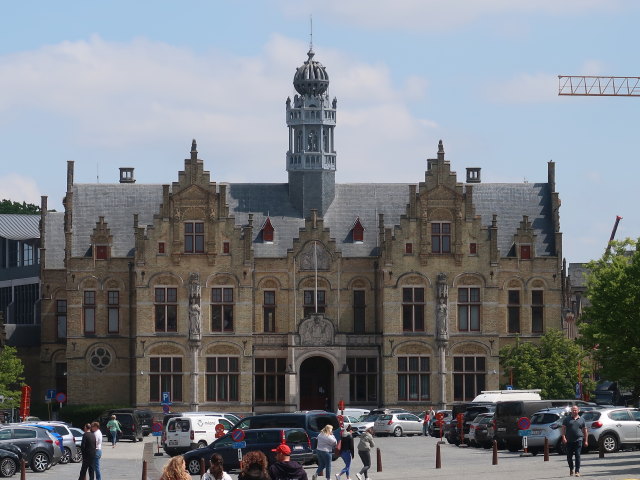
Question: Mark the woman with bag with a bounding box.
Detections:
[336,425,355,480]
[313,424,337,480]
[356,427,375,480]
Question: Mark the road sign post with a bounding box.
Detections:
[518,417,532,456]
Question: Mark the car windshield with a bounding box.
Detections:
[531,413,559,424]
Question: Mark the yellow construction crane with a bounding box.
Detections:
[558,76,640,96]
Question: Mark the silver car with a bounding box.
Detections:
[527,407,570,454]
[350,414,381,437]
[374,413,423,437]
[33,421,81,464]
[583,407,640,453]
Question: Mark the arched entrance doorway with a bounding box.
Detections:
[299,356,334,411]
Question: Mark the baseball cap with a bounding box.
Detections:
[272,444,291,455]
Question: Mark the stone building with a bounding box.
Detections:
[38,47,563,411]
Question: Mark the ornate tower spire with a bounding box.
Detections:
[286,45,337,217]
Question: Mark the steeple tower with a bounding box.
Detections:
[286,46,337,217]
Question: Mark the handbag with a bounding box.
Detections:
[334,439,342,456]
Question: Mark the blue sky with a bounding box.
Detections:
[2,0,639,264]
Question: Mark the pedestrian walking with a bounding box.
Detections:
[336,425,355,480]
[238,451,270,480]
[203,453,233,480]
[422,409,432,436]
[106,414,122,448]
[269,444,308,480]
[78,423,96,480]
[561,405,588,477]
[160,455,191,480]
[91,421,102,480]
[313,424,337,480]
[355,426,375,480]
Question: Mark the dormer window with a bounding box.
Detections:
[95,245,108,260]
[351,217,365,243]
[520,245,531,260]
[261,218,275,243]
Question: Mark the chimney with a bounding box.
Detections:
[466,168,481,183]
[119,168,135,184]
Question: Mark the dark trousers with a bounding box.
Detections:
[358,450,371,479]
[566,440,583,473]
[78,456,95,480]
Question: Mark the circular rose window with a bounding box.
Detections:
[89,347,112,370]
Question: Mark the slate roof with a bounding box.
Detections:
[43,179,556,264]
[568,262,590,289]
[471,183,555,257]
[0,214,39,240]
[44,212,65,269]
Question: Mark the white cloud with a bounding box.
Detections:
[280,0,628,32]
[486,72,559,103]
[0,34,436,184]
[0,174,42,204]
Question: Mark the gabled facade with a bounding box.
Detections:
[38,47,563,411]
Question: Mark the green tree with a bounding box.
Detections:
[0,199,40,214]
[0,346,25,407]
[579,238,640,403]
[499,329,594,399]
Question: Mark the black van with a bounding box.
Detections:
[494,399,593,451]
[98,412,144,442]
[232,411,340,445]
[445,402,494,445]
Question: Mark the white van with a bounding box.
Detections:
[341,408,370,419]
[163,415,232,455]
[472,389,542,403]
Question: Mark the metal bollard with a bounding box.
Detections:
[376,447,382,472]
[436,442,442,469]
[599,440,605,459]
[544,437,549,461]
[20,459,26,480]
[200,457,206,476]
[492,440,498,465]
[141,459,147,480]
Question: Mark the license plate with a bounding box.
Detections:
[497,428,506,432]
[293,446,303,450]
[169,440,178,445]
[532,430,542,435]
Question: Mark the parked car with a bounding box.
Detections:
[163,415,233,456]
[99,412,143,443]
[446,403,495,445]
[32,421,80,464]
[468,413,494,448]
[0,425,61,472]
[106,409,155,436]
[374,413,423,437]
[526,408,571,455]
[183,428,313,475]
[428,410,451,438]
[69,427,84,462]
[232,411,340,445]
[350,414,382,437]
[0,446,20,477]
[583,407,640,453]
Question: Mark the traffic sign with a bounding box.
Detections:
[152,422,163,433]
[518,429,532,436]
[456,413,464,426]
[46,389,56,400]
[231,430,245,442]
[517,417,531,430]
[215,431,225,439]
[435,412,445,421]
[55,392,66,403]
[161,392,171,405]
[338,400,345,411]
[232,441,246,449]
[162,405,170,414]
[215,423,225,433]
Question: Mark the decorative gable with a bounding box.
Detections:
[261,217,275,243]
[351,217,364,243]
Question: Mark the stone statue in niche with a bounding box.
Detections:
[436,272,449,341]
[299,243,330,271]
[299,315,333,346]
[188,272,202,341]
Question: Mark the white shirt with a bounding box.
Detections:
[94,429,103,451]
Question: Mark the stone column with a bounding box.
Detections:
[435,273,449,408]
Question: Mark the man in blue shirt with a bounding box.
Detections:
[561,406,588,477]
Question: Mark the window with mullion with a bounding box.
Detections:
[531,290,544,333]
[453,356,485,401]
[149,356,183,402]
[107,290,119,333]
[402,287,425,332]
[254,358,286,403]
[206,357,239,402]
[303,290,326,317]
[184,222,205,253]
[347,357,378,403]
[83,291,96,334]
[212,287,234,332]
[154,287,178,332]
[508,290,520,333]
[398,356,430,401]
[263,291,276,332]
[56,300,67,341]
[458,287,480,332]
[431,222,451,254]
